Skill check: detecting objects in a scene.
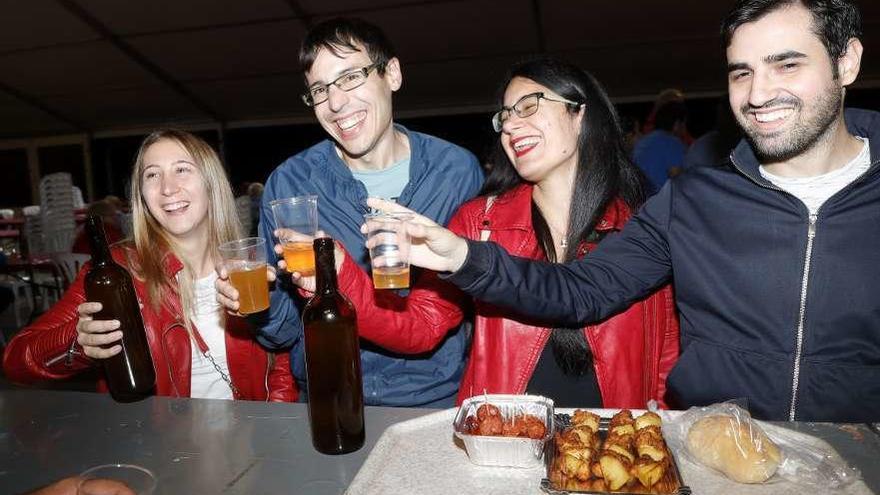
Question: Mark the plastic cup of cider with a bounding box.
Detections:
[270,195,319,276]
[219,237,269,314]
[364,212,412,289]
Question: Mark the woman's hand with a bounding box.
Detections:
[76,302,123,359]
[215,264,276,315]
[365,198,470,273]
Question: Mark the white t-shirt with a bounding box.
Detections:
[760,138,871,215]
[189,272,234,400]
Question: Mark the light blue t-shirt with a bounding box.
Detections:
[351,158,410,202]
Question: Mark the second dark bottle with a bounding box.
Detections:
[302,237,365,454]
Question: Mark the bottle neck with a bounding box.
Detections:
[85,215,113,264]
[313,237,338,295]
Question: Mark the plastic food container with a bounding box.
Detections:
[452,394,555,468]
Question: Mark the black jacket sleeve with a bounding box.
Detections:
[444,182,676,326]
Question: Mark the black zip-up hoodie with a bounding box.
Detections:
[449,108,880,422]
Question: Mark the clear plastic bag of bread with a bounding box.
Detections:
[665,401,861,488]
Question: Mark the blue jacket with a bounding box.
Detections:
[448,109,880,422]
[256,125,483,407]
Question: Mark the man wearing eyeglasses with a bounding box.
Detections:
[217,17,483,408]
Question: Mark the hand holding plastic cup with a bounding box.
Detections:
[219,237,269,314]
[271,195,319,276]
[77,464,156,495]
[364,212,412,289]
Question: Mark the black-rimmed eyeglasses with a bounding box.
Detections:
[491,92,583,132]
[301,62,383,107]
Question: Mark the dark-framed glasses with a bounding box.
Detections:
[301,62,383,107]
[491,92,583,132]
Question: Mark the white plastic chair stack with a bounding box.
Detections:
[0,279,34,341]
[22,206,44,255]
[50,252,90,290]
[39,173,76,254]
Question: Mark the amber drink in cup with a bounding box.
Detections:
[364,212,412,289]
[220,237,269,314]
[271,195,319,276]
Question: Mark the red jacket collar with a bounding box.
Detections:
[483,183,631,232]
[114,242,184,279]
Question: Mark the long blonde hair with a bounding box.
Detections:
[129,129,241,330]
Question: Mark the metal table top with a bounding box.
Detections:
[0,389,430,494]
[2,388,879,494]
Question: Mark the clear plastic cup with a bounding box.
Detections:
[219,237,269,314]
[77,463,157,495]
[364,212,412,289]
[270,195,319,276]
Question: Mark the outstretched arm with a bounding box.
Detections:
[368,187,675,327]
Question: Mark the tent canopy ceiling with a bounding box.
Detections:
[1,0,878,138]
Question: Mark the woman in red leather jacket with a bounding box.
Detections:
[3,129,295,402]
[338,59,679,408]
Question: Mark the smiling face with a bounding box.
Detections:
[499,77,583,184]
[726,4,849,163]
[139,138,210,243]
[305,44,401,161]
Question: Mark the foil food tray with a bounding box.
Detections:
[452,394,555,469]
[541,413,691,495]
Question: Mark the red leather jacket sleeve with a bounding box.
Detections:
[652,285,679,407]
[295,209,472,354]
[335,246,467,354]
[2,263,95,384]
[266,349,297,402]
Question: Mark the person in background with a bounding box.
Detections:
[368,0,879,423]
[618,114,643,158]
[633,101,688,193]
[215,17,483,408]
[641,88,695,146]
[71,200,124,255]
[330,58,678,408]
[247,182,264,237]
[3,129,295,403]
[684,97,743,169]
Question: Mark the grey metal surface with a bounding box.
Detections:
[2,389,880,494]
[0,389,430,494]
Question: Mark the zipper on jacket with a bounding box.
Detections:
[731,152,879,420]
[789,214,817,421]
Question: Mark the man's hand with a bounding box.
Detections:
[365,198,469,273]
[274,229,344,294]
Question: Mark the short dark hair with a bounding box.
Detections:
[721,0,861,65]
[299,17,395,77]
[654,101,688,131]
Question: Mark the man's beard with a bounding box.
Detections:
[738,85,842,163]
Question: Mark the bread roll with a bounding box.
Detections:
[686,414,781,483]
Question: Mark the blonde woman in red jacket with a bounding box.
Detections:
[280,59,679,408]
[3,129,295,402]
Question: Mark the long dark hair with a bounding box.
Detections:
[482,58,647,376]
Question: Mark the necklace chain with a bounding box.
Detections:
[203,350,241,398]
